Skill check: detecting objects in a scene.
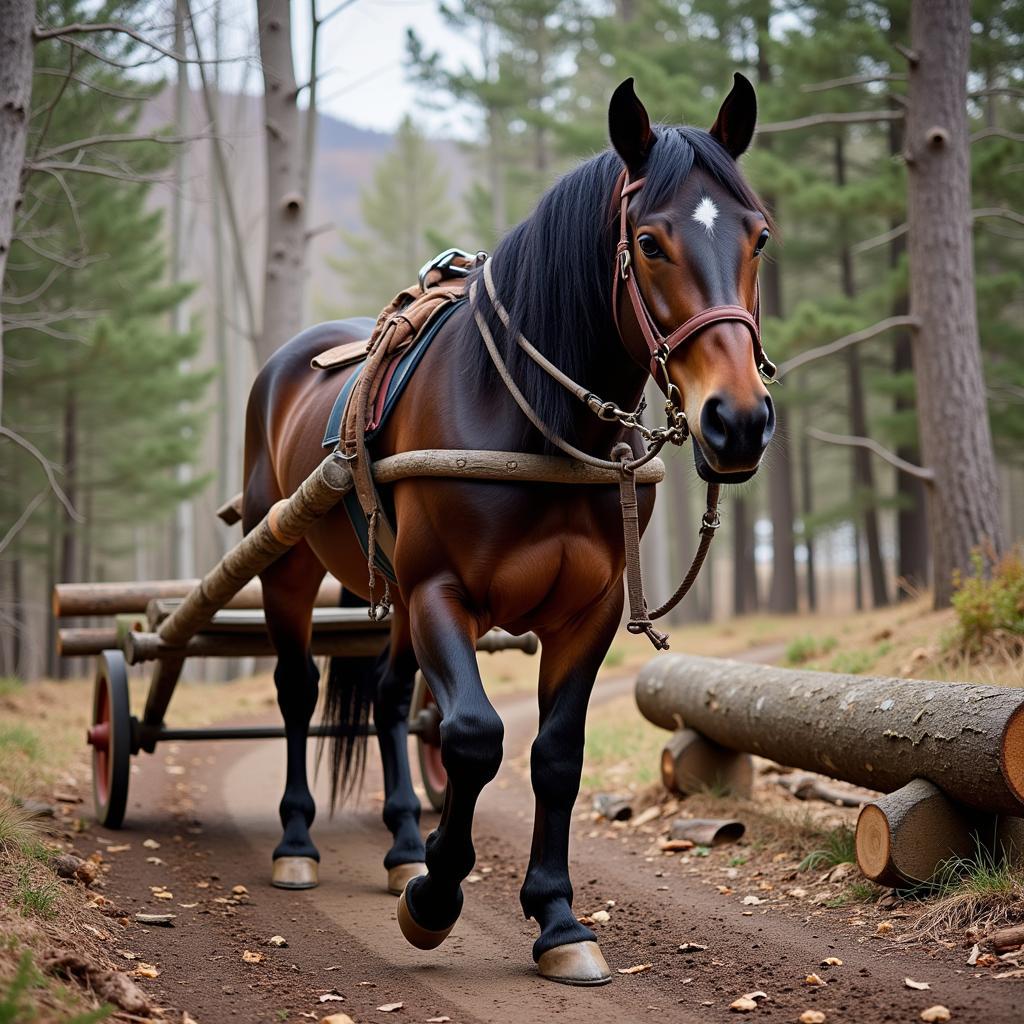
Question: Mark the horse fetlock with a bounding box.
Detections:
[530,901,597,963]
[403,871,465,934]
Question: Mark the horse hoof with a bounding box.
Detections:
[387,861,427,896]
[537,941,612,986]
[271,856,318,890]
[397,883,454,950]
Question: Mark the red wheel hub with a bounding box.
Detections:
[93,681,111,805]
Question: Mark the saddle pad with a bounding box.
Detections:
[311,338,371,370]
[321,298,466,449]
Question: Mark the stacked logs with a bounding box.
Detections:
[636,654,1024,887]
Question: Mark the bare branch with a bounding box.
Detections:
[25,165,86,253]
[800,72,906,94]
[17,235,108,270]
[319,0,360,28]
[33,65,153,101]
[0,263,66,305]
[971,127,1024,144]
[25,160,167,184]
[778,316,919,377]
[0,427,82,520]
[970,87,1024,101]
[0,491,48,556]
[853,208,1024,255]
[33,21,237,66]
[807,428,934,483]
[851,223,908,255]
[34,131,206,163]
[971,207,1024,229]
[758,110,903,135]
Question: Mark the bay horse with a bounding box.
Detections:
[243,74,775,985]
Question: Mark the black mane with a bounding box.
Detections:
[462,125,770,450]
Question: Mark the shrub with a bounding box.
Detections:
[784,634,837,666]
[949,546,1024,657]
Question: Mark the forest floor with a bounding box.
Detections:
[1,597,1021,1022]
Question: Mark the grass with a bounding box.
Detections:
[914,838,1024,937]
[785,634,837,666]
[0,801,42,860]
[582,700,663,790]
[0,951,110,1024]
[0,726,41,763]
[13,869,60,920]
[798,824,857,872]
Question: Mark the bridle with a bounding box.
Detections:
[610,168,777,402]
[464,165,777,649]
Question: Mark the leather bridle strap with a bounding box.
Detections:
[610,169,777,383]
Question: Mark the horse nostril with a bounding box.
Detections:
[761,393,776,447]
[700,396,730,455]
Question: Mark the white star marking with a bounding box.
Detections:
[692,196,718,235]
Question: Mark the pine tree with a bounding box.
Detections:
[1,0,210,675]
[326,115,455,316]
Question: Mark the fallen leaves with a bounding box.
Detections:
[377,1002,404,1012]
[242,950,263,964]
[905,977,931,991]
[799,1012,826,1024]
[729,991,767,1013]
[231,884,249,896]
[658,838,694,853]
[820,957,843,967]
[426,1018,451,1023]
[876,920,894,935]
[803,973,827,987]
[591,909,611,924]
[920,1007,951,1023]
[617,963,652,975]
[150,886,174,901]
[677,942,707,954]
[267,935,288,948]
[142,838,161,849]
[133,913,175,927]
[319,992,346,1003]
[106,843,131,853]
[741,896,764,906]
[134,963,160,979]
[321,1015,355,1024]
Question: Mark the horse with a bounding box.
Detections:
[242,73,776,986]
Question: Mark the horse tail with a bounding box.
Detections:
[316,645,382,813]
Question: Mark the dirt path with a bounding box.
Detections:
[93,661,1016,1024]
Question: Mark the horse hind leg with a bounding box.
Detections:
[259,543,326,890]
[372,609,427,895]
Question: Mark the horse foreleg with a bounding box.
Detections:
[374,612,427,894]
[520,590,623,985]
[261,544,326,890]
[397,578,504,948]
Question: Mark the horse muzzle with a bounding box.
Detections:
[692,392,775,483]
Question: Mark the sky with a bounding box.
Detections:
[290,0,481,137]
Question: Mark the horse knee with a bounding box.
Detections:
[440,705,504,782]
[274,655,319,718]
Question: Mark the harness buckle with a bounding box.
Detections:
[701,509,722,533]
[418,247,487,290]
[619,247,631,279]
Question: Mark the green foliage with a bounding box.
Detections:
[326,115,455,316]
[798,824,856,871]
[14,869,60,920]
[0,728,41,765]
[948,547,1024,656]
[784,634,837,665]
[2,0,211,608]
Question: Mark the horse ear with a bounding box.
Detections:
[710,72,757,158]
[609,78,654,175]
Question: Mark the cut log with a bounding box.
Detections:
[53,575,343,618]
[636,655,1024,816]
[670,818,745,847]
[776,772,873,808]
[855,779,983,887]
[985,924,1024,953]
[660,728,753,798]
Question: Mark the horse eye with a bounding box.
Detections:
[637,234,663,259]
[754,229,770,256]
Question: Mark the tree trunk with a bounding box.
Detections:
[731,496,758,615]
[906,0,1004,605]
[256,0,309,365]
[635,654,1024,816]
[755,9,798,614]
[797,385,817,610]
[835,133,889,607]
[0,0,34,426]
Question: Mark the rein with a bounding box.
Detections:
[474,169,776,650]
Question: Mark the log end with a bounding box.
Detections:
[855,803,893,884]
[1002,706,1024,809]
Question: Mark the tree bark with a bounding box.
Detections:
[797,383,817,610]
[256,0,309,365]
[636,653,1024,816]
[906,0,1004,605]
[0,0,34,426]
[835,133,889,607]
[731,496,758,615]
[755,9,798,614]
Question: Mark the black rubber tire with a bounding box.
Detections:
[411,671,447,812]
[90,650,132,829]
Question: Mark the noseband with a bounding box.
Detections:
[610,169,778,389]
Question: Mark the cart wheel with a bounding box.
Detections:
[411,672,447,812]
[87,651,132,829]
